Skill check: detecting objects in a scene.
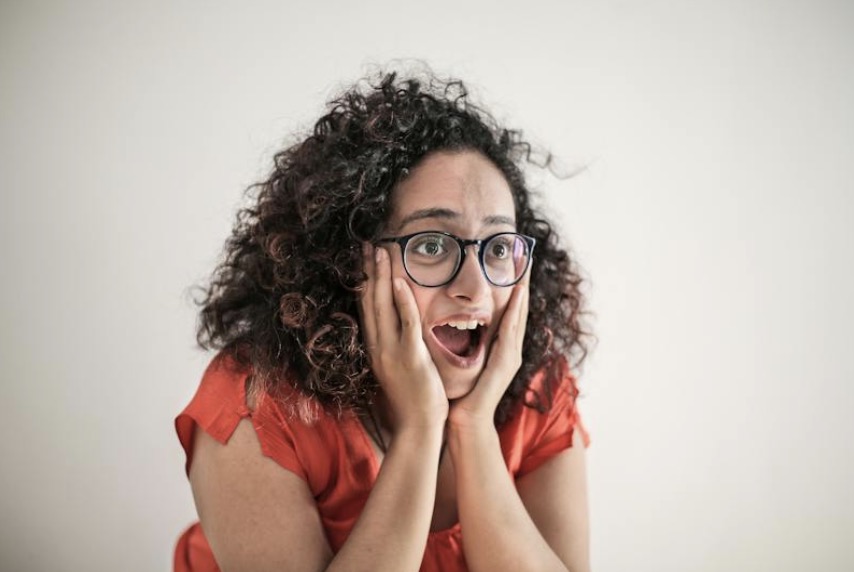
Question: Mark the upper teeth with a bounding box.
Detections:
[446,320,483,330]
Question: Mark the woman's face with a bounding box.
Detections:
[383,150,519,400]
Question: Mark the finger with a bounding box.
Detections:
[505,264,531,347]
[372,246,400,347]
[362,241,375,280]
[359,242,378,350]
[486,279,527,371]
[392,277,423,346]
[499,281,525,339]
[515,275,531,347]
[482,298,517,372]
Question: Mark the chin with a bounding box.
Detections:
[436,363,481,401]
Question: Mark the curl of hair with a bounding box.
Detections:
[196,69,591,425]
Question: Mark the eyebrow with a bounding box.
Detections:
[397,208,515,231]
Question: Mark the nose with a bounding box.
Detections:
[446,245,490,302]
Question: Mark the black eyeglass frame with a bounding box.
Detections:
[377,230,537,288]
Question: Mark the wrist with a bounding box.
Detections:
[378,388,448,438]
[391,405,448,435]
[391,422,445,451]
[447,420,499,465]
[447,414,497,444]
[447,405,495,434]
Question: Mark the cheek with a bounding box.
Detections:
[409,287,436,323]
[493,290,514,316]
[389,254,433,321]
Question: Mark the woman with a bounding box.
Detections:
[175,69,592,572]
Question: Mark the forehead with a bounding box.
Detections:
[388,150,516,232]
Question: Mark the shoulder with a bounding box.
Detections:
[176,351,346,483]
[505,356,582,434]
[182,350,332,426]
[524,356,580,413]
[189,418,334,570]
[499,357,590,477]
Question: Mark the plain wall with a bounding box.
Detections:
[1,1,852,570]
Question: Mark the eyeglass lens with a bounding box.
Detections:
[403,233,530,286]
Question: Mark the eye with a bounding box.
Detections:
[487,237,513,260]
[410,234,450,258]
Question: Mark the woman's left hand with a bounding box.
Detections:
[448,269,531,431]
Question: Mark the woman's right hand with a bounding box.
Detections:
[360,243,448,433]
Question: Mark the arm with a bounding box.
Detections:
[190,416,443,572]
[516,429,590,572]
[449,270,590,571]
[189,244,448,572]
[450,419,590,572]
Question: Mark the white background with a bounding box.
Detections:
[2,1,853,571]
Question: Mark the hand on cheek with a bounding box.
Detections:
[449,270,530,430]
[360,244,448,432]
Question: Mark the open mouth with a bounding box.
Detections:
[432,320,485,358]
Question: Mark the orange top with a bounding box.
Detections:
[174,354,589,572]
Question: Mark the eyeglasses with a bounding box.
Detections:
[377,231,536,288]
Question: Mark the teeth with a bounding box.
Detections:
[445,320,484,330]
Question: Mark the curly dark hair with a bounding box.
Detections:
[195,69,590,426]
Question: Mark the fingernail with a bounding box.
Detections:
[375,247,384,263]
[393,278,402,292]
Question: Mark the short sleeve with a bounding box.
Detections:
[516,363,590,478]
[175,354,308,482]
